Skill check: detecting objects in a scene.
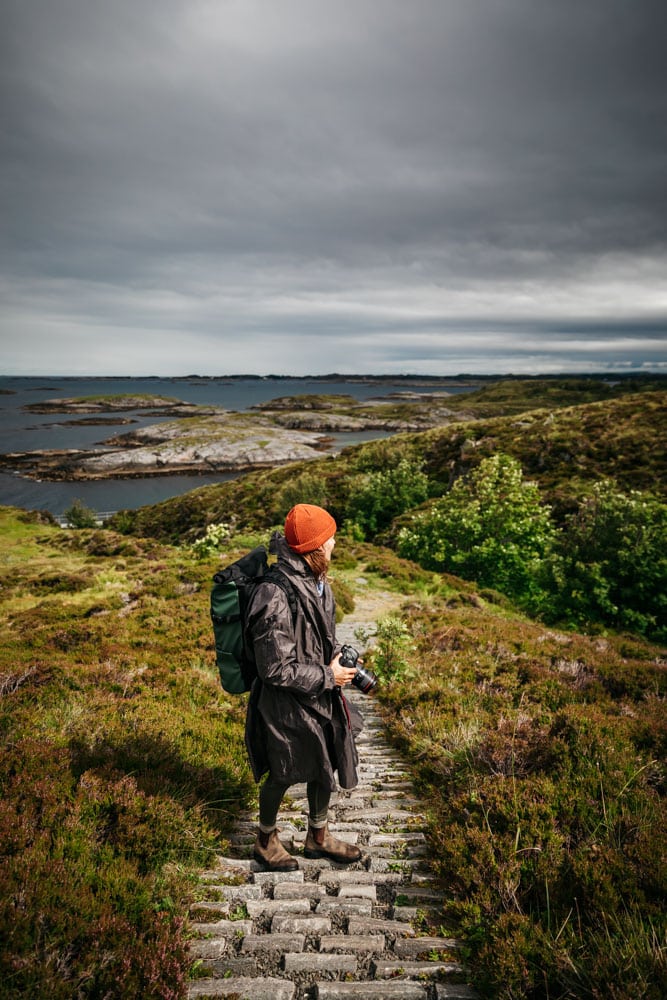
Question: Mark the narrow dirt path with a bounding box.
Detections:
[186,592,479,1000]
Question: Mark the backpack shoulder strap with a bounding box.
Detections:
[261,566,299,626]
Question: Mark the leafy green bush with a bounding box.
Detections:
[546,481,667,640]
[190,521,232,558]
[343,457,431,540]
[63,498,98,528]
[369,615,415,684]
[396,454,557,605]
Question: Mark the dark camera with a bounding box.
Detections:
[339,644,378,694]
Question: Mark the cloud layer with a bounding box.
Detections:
[2,0,666,375]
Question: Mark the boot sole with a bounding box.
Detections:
[252,851,298,872]
[303,847,362,864]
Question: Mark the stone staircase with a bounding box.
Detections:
[186,674,478,1000]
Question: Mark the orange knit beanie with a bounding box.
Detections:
[284,504,337,554]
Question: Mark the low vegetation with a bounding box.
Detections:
[3,377,666,998]
[0,509,254,998]
[375,594,666,998]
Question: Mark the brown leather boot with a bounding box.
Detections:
[303,823,362,864]
[253,828,298,871]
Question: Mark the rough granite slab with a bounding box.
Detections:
[393,935,463,957]
[187,937,227,960]
[316,898,373,916]
[188,901,230,917]
[189,919,253,938]
[347,917,415,937]
[188,977,295,999]
[198,883,262,900]
[320,870,396,886]
[245,898,311,917]
[319,934,386,954]
[272,914,332,934]
[372,959,464,978]
[240,932,306,954]
[283,952,358,973]
[252,868,304,885]
[273,881,325,899]
[338,884,377,900]
[314,983,427,999]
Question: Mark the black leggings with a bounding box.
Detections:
[258,774,330,832]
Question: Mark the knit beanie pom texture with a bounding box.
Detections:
[284,504,337,554]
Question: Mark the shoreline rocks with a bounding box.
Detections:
[3,391,469,482]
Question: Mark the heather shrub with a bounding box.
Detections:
[378,595,667,999]
[0,509,251,997]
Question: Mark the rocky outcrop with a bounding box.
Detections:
[5,392,471,482]
[0,413,332,480]
[23,395,216,417]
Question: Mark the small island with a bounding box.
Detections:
[2,390,473,480]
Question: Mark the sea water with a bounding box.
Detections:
[0,375,474,515]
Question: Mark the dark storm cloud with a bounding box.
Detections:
[1,0,666,374]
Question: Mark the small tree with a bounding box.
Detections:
[397,453,557,604]
[355,615,415,685]
[63,499,97,529]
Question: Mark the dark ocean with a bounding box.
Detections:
[0,375,475,516]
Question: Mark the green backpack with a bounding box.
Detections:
[210,546,297,693]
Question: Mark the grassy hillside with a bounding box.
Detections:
[0,509,255,998]
[3,379,666,997]
[110,388,667,543]
[1,509,665,998]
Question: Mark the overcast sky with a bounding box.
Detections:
[2,0,666,376]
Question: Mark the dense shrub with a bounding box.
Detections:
[546,481,667,640]
[0,509,253,998]
[396,454,557,605]
[63,498,98,528]
[343,457,431,539]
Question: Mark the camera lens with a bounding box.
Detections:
[352,664,378,694]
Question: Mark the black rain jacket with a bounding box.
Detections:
[243,532,359,791]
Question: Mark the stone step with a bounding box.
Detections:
[271,913,332,934]
[188,977,295,999]
[319,934,386,954]
[347,917,415,937]
[316,897,373,916]
[393,935,463,958]
[240,932,305,954]
[284,952,358,974]
[245,897,310,918]
[189,919,253,938]
[315,983,428,999]
[372,959,464,978]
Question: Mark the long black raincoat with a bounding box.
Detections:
[244,532,359,792]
